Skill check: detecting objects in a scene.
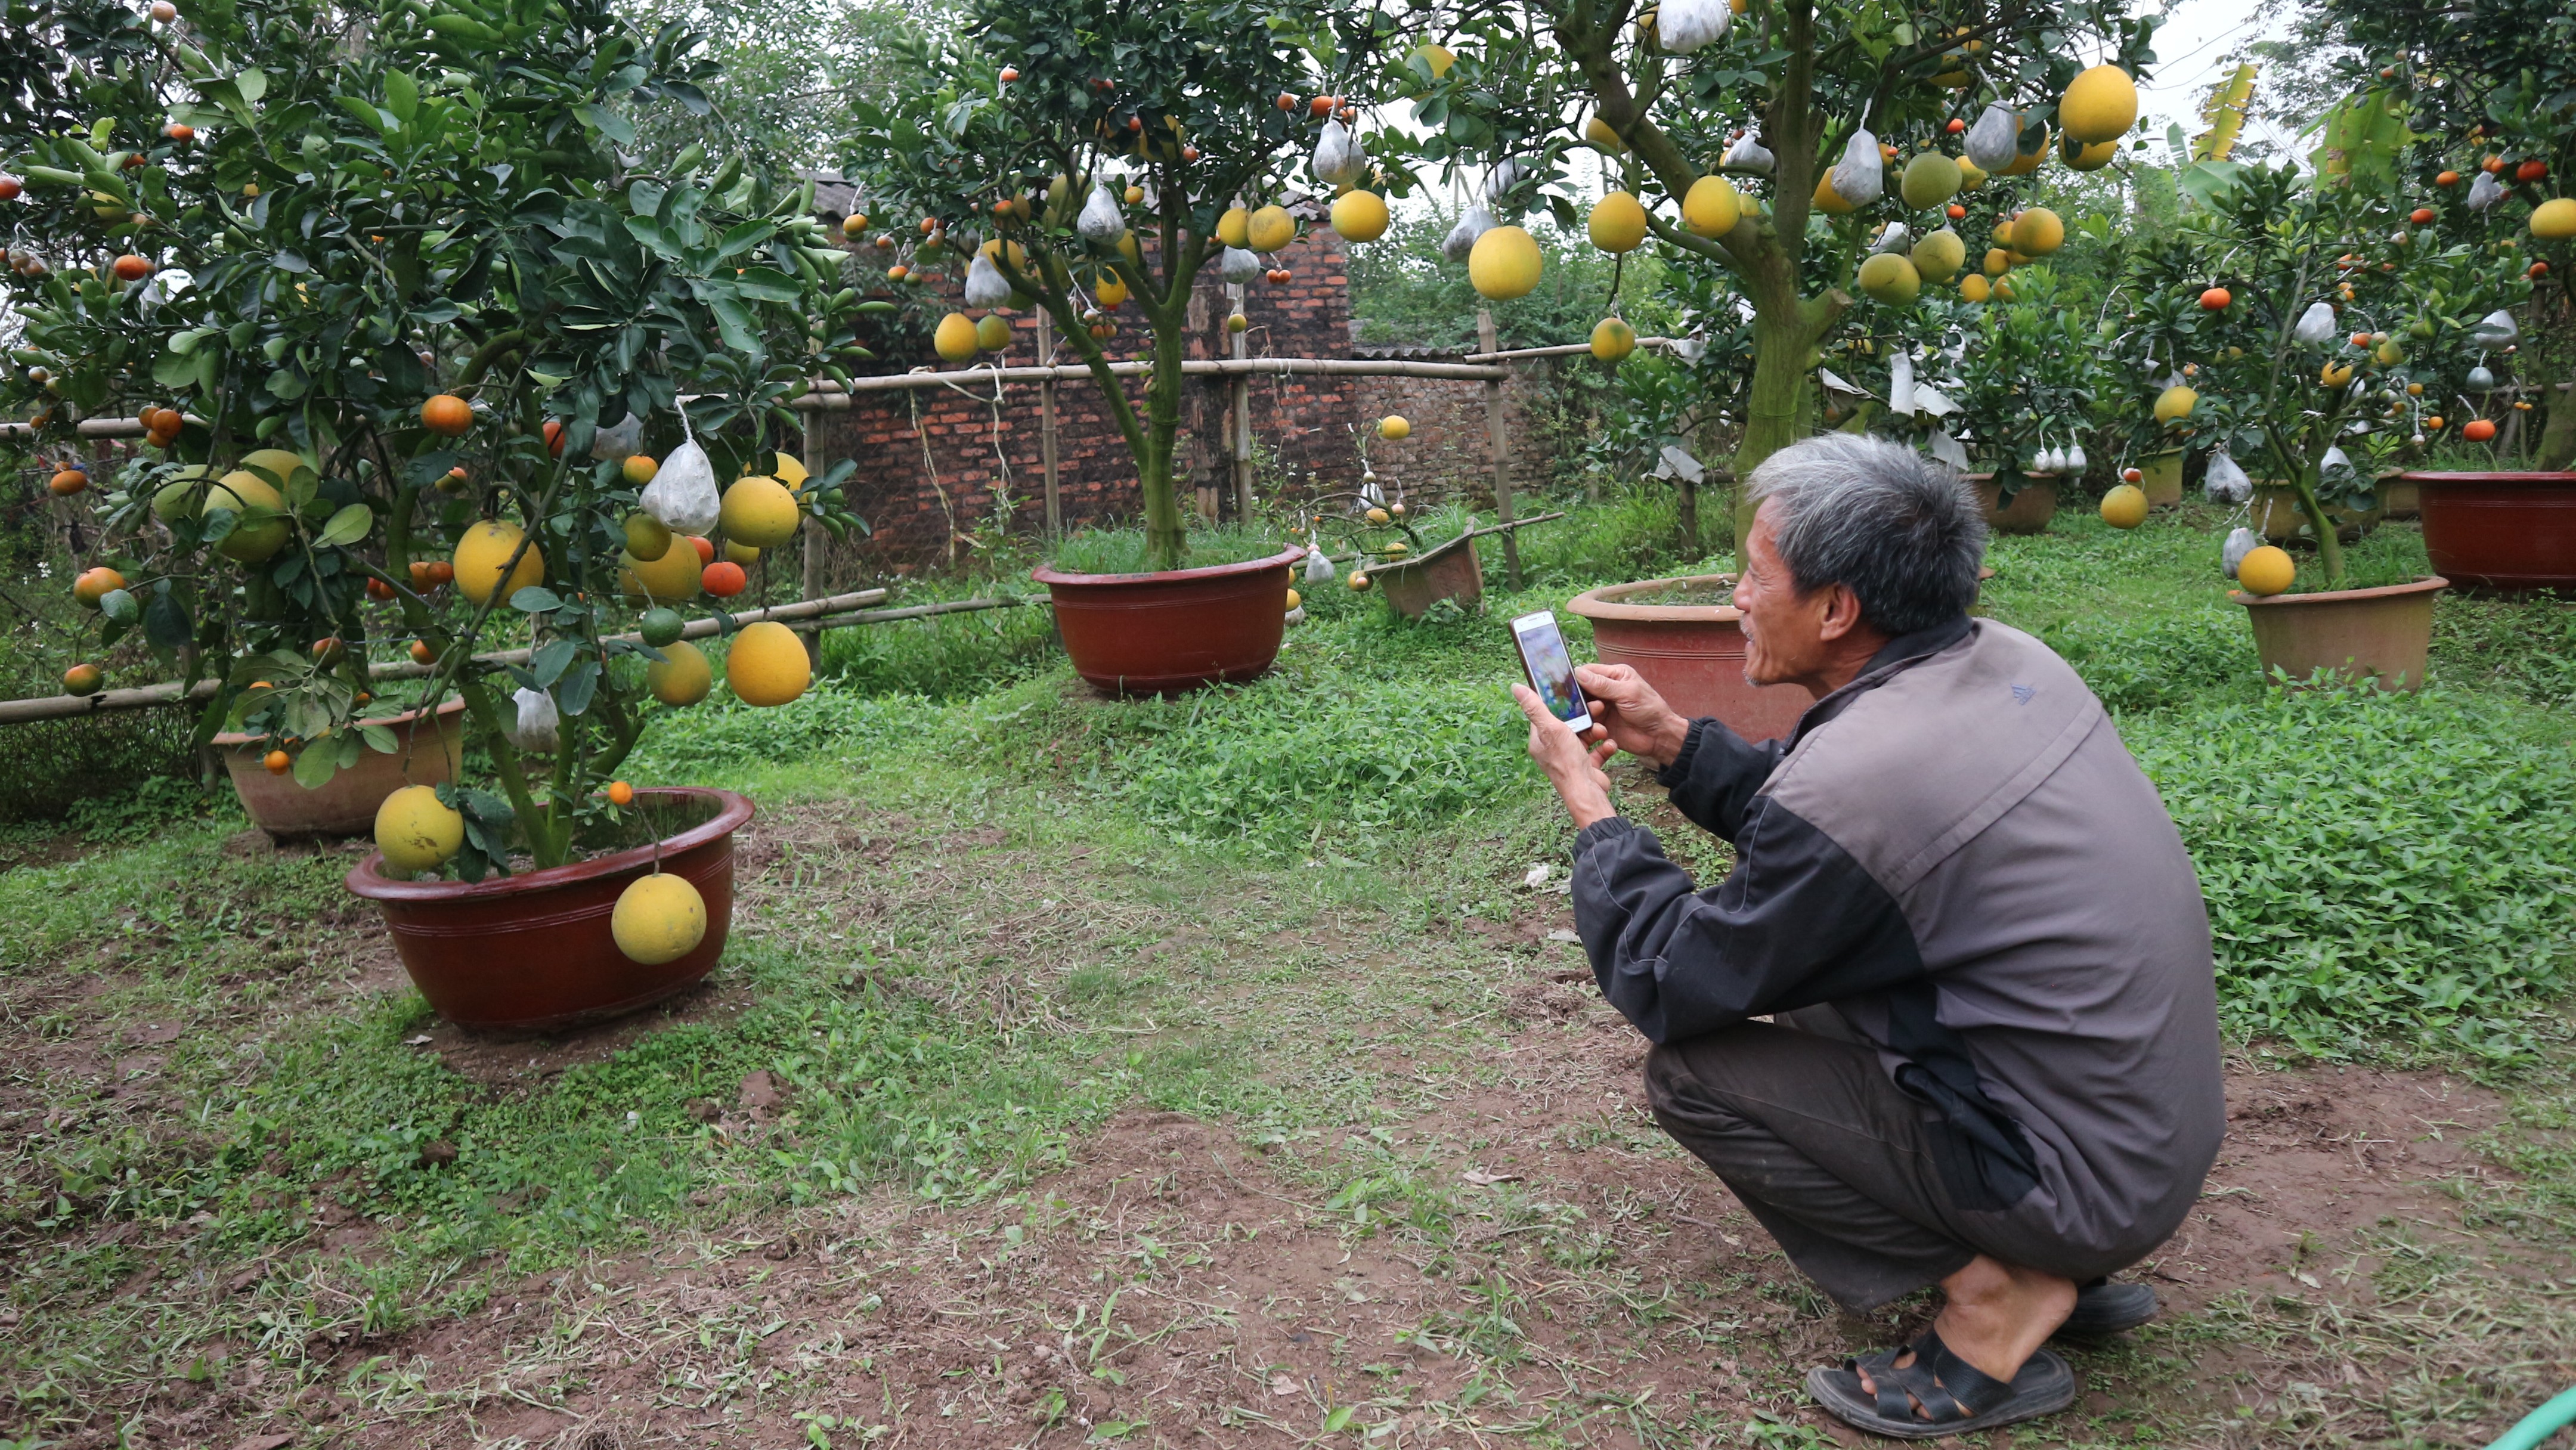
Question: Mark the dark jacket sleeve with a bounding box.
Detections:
[1655,717,1790,843]
[1569,799,1928,1045]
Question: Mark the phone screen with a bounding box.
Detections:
[1512,612,1590,729]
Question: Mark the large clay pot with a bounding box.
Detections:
[2250,483,2380,544]
[2377,473,2419,520]
[1568,575,1812,744]
[2232,577,2447,691]
[2139,451,2185,509]
[1967,474,2059,535]
[216,699,466,839]
[1373,534,1482,618]
[2406,471,2576,594]
[1034,546,1304,695]
[346,787,751,1033]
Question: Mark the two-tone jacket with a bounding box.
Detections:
[1571,615,2225,1258]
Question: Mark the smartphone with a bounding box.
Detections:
[1512,611,1592,731]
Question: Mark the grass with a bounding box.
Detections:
[5,487,2576,1446]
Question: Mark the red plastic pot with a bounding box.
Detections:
[2232,577,2447,692]
[346,787,752,1033]
[1967,473,2060,535]
[1034,546,1304,695]
[1371,534,1482,618]
[1567,575,1812,744]
[216,699,465,839]
[2405,471,2576,594]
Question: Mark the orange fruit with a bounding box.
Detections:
[263,749,291,774]
[700,560,747,597]
[63,663,103,695]
[607,780,634,805]
[420,394,473,436]
[112,254,150,281]
[74,566,126,608]
[410,640,434,664]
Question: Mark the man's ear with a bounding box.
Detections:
[1815,583,1868,642]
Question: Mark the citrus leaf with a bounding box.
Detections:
[315,502,374,547]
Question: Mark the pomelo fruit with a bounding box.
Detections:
[1216,205,1250,247]
[375,784,464,876]
[933,312,980,361]
[974,313,1013,352]
[2529,198,2576,240]
[624,512,673,561]
[1468,225,1542,299]
[1682,175,1741,237]
[647,639,712,705]
[721,475,801,548]
[1587,191,1649,252]
[1959,274,1991,302]
[151,464,215,523]
[1332,190,1390,242]
[2011,207,2064,255]
[1910,228,1966,282]
[1899,153,1962,209]
[2154,386,2198,422]
[2060,65,2138,144]
[453,519,544,606]
[1857,252,1921,306]
[2100,484,2148,528]
[2236,544,2295,597]
[726,620,809,707]
[621,536,702,602]
[1379,415,1410,440]
[1246,205,1296,253]
[611,873,707,965]
[1590,316,1638,362]
[208,471,289,562]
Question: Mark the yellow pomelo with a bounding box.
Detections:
[2003,128,2048,176]
[621,538,701,602]
[611,873,707,965]
[725,540,760,566]
[1246,205,1296,253]
[1468,225,1543,299]
[1682,175,1741,237]
[2153,385,2199,422]
[2012,207,2065,255]
[1899,152,1963,210]
[1331,189,1391,243]
[2236,544,2295,597]
[374,784,463,877]
[1414,42,1455,78]
[976,313,1014,352]
[647,639,712,705]
[1812,172,1856,215]
[1584,116,1626,151]
[1857,252,1921,306]
[1983,247,2011,277]
[726,620,810,707]
[152,463,216,523]
[1590,316,1638,362]
[1216,206,1251,247]
[2061,135,2118,171]
[1588,190,1649,253]
[2100,484,2148,529]
[208,471,290,562]
[2531,198,2576,240]
[1956,157,1988,190]
[239,447,312,491]
[1911,228,1967,282]
[934,311,981,362]
[722,475,801,549]
[1959,273,1992,302]
[772,452,809,489]
[2060,64,2138,144]
[453,519,544,606]
[1379,415,1411,440]
[2320,361,2354,388]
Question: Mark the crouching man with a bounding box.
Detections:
[1512,435,2223,1439]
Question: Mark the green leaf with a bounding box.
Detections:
[1323,1407,1355,1433]
[361,723,399,754]
[384,70,419,123]
[315,502,374,547]
[292,741,338,789]
[512,586,565,613]
[530,639,578,687]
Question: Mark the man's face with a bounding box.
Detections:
[1732,503,1840,690]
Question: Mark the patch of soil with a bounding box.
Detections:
[0,829,92,873]
[407,974,755,1096]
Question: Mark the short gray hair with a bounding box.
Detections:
[1745,434,1986,636]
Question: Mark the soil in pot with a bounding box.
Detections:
[1568,576,1812,743]
[2405,471,2576,594]
[2233,577,2447,691]
[217,699,466,839]
[1033,546,1304,696]
[347,787,753,1033]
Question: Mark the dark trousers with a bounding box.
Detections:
[1644,1007,2023,1313]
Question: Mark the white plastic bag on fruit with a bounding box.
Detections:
[589,412,643,462]
[2222,526,2259,579]
[1078,179,1125,244]
[2470,309,2518,346]
[1485,159,1528,204]
[1722,132,1774,174]
[2066,442,2089,473]
[1441,206,1496,262]
[1872,222,1912,254]
[1830,128,1883,206]
[1303,544,1336,583]
[1888,351,1918,415]
[2467,171,2504,210]
[2293,300,2337,345]
[641,438,721,534]
[508,687,559,752]
[2205,449,2252,504]
[1312,120,1366,188]
[963,252,1012,308]
[1220,246,1261,283]
[1657,0,1731,52]
[1965,104,2019,173]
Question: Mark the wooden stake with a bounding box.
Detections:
[1231,282,1253,522]
[1478,306,1522,589]
[1037,311,1062,537]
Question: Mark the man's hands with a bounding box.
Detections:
[1513,684,1618,829]
[1573,664,1692,769]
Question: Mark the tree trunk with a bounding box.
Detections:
[1143,314,1189,569]
[1730,308,1817,548]
[2539,369,2575,472]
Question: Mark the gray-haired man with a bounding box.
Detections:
[1512,435,2223,1439]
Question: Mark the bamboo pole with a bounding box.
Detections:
[1036,311,1062,537]
[1230,283,1253,523]
[1462,337,1690,364]
[1478,307,1523,589]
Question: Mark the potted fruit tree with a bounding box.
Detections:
[1942,263,2100,532]
[0,0,868,1028]
[2322,0,2576,591]
[2107,153,2520,686]
[841,0,1397,693]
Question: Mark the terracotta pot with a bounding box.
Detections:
[1034,546,1304,695]
[2377,473,2419,520]
[1967,474,2059,535]
[2250,483,2380,544]
[2139,451,2185,509]
[2231,577,2447,692]
[1568,575,1812,744]
[346,787,751,1033]
[1373,534,1482,618]
[216,699,466,839]
[2405,471,2576,594]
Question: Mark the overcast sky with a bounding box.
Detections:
[2135,0,2304,159]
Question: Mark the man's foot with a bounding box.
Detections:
[1805,1329,2076,1440]
[2055,1278,2158,1339]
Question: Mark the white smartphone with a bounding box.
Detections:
[1512,611,1593,731]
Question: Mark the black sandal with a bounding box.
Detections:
[1804,1327,2076,1440]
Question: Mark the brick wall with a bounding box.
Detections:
[1346,354,1561,512]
